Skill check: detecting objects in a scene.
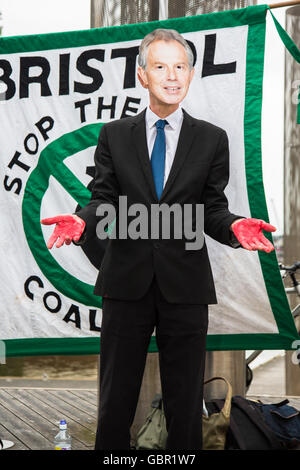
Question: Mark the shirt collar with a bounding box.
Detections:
[146,106,183,130]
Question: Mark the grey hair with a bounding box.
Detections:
[138,28,194,70]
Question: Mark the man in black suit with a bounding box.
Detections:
[42,28,276,450]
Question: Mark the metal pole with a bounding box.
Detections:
[90,0,106,28]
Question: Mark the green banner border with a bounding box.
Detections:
[2,331,299,358]
[1,4,298,356]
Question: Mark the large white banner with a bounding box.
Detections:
[0,5,298,355]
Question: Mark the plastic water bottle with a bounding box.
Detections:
[54,420,72,450]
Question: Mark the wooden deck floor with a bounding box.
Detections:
[1,387,300,450]
[0,387,97,450]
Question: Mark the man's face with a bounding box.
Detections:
[137,39,194,111]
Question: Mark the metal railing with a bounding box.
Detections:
[246,261,300,389]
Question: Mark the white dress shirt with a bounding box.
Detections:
[145,106,184,188]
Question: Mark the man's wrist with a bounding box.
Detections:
[72,213,87,245]
[72,230,86,245]
[230,218,244,231]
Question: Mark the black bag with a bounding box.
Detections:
[257,399,300,449]
[206,395,286,450]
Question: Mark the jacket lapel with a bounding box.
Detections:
[132,108,158,201]
[131,108,196,202]
[160,109,196,201]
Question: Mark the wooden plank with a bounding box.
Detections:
[70,389,97,406]
[0,389,59,448]
[4,389,95,448]
[0,389,89,450]
[0,400,51,450]
[47,389,97,416]
[27,389,96,431]
[0,422,29,450]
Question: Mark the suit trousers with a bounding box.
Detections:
[95,275,208,450]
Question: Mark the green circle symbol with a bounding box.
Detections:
[22,122,104,309]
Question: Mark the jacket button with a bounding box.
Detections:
[154,242,160,249]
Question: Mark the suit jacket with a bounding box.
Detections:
[76,108,243,304]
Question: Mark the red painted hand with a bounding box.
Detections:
[41,214,86,249]
[231,218,276,253]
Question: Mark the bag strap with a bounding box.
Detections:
[212,399,247,450]
[274,399,290,408]
[204,376,232,419]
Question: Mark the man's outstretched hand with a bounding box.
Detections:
[231,218,276,253]
[41,214,86,249]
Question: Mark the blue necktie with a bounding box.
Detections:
[151,119,167,200]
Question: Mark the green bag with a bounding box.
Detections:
[134,377,232,450]
[135,394,167,450]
